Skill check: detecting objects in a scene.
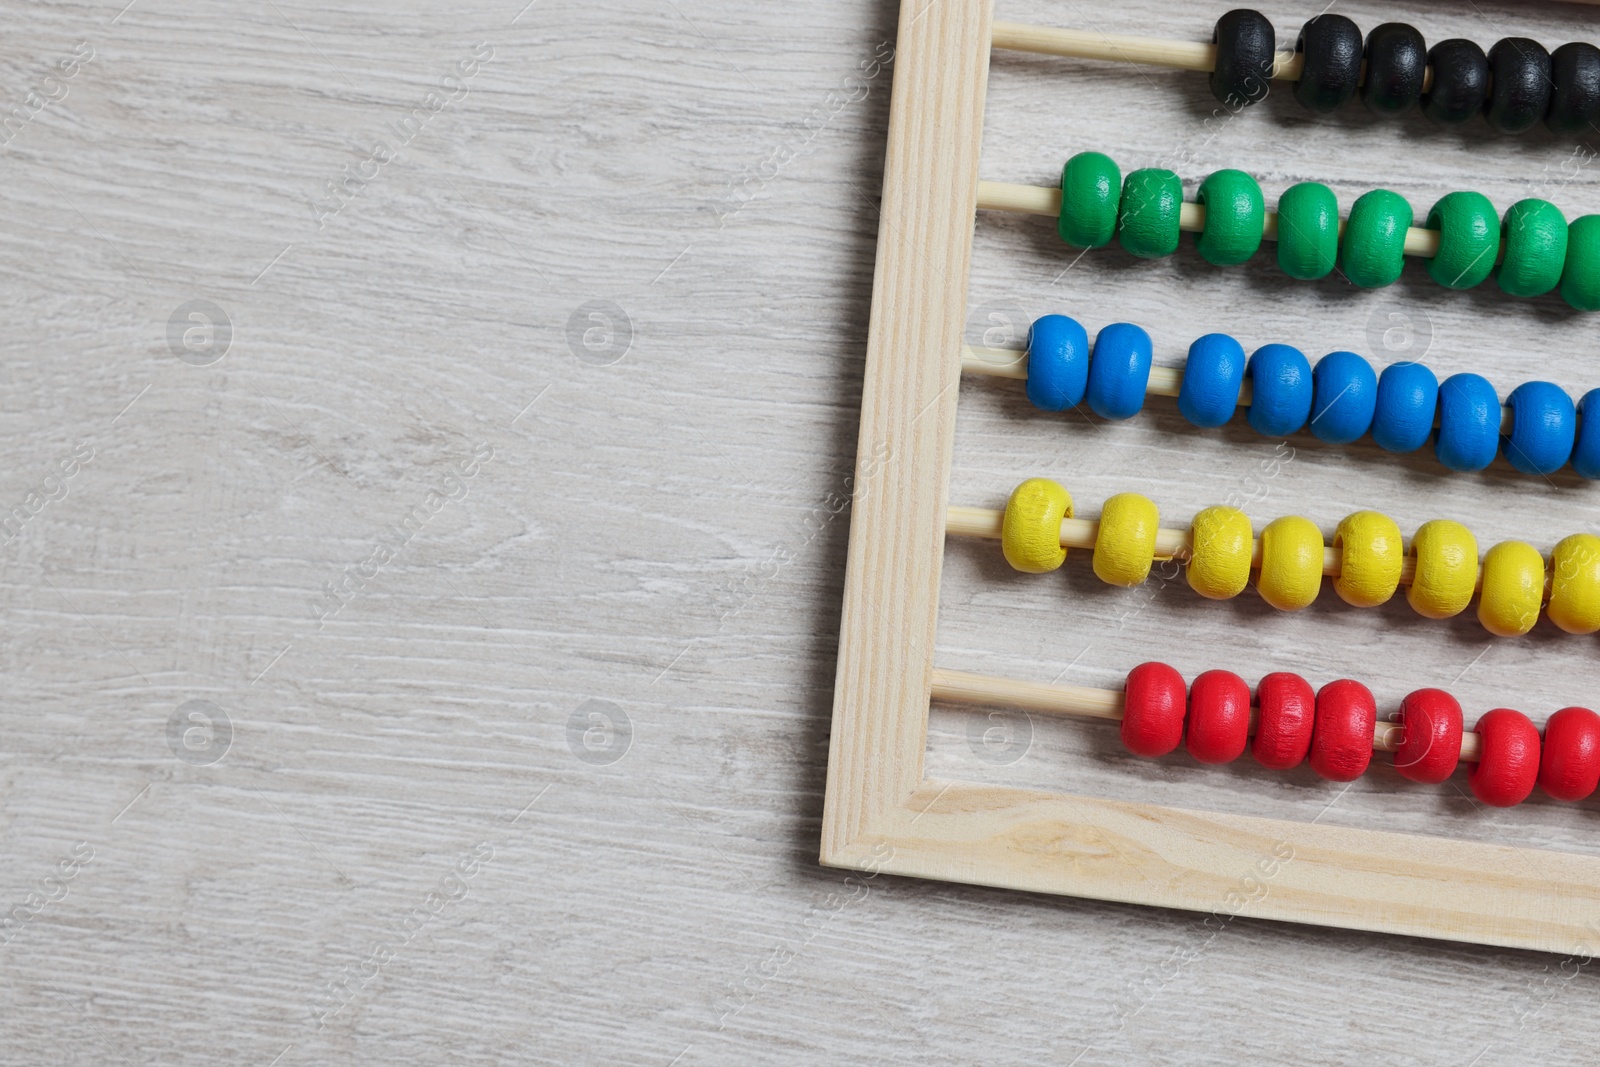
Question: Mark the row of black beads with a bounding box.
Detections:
[1210,9,1600,134]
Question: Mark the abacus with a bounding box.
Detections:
[821,3,1600,954]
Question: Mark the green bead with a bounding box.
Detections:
[1497,198,1568,298]
[1560,215,1600,312]
[1426,192,1498,290]
[1195,169,1264,266]
[1274,182,1338,280]
[1116,168,1181,258]
[1339,189,1413,289]
[1058,151,1121,248]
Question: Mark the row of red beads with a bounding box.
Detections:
[1122,662,1600,807]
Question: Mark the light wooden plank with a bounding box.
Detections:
[821,0,997,861]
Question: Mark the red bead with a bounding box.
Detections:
[1186,669,1250,764]
[1253,672,1315,770]
[1469,709,1540,807]
[1539,706,1600,802]
[1393,688,1463,784]
[1309,680,1376,782]
[1122,662,1186,758]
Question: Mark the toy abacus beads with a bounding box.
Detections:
[965,314,1600,477]
[931,663,1600,808]
[953,477,1600,637]
[984,155,1600,309]
[993,11,1600,135]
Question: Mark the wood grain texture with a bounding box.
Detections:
[0,0,1598,1063]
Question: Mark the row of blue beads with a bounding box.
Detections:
[1025,313,1600,477]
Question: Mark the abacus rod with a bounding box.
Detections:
[976,180,1445,259]
[960,345,1516,435]
[988,23,1442,93]
[930,666,1485,761]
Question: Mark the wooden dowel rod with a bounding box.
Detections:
[930,666,1483,761]
[978,180,1444,258]
[960,345,1516,435]
[988,22,1441,93]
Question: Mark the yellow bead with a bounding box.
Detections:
[1256,515,1323,611]
[1478,541,1545,637]
[1093,492,1159,587]
[1001,478,1072,573]
[1187,506,1252,600]
[1333,511,1403,608]
[1548,534,1600,635]
[1406,519,1478,619]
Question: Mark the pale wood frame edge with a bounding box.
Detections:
[820,0,1600,956]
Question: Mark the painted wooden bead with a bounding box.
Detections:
[1572,388,1600,479]
[1539,706,1600,801]
[1339,189,1413,289]
[1187,506,1253,600]
[1294,15,1361,112]
[1093,493,1159,587]
[1253,672,1315,770]
[1256,515,1324,611]
[1561,215,1600,312]
[1393,688,1463,784]
[1425,191,1498,290]
[1478,541,1545,637]
[1497,199,1568,298]
[1422,39,1489,125]
[1186,669,1250,764]
[1469,709,1541,807]
[1001,478,1072,573]
[1361,23,1426,115]
[1485,37,1552,134]
[1086,322,1153,421]
[1309,351,1377,444]
[1275,182,1339,280]
[1371,361,1438,453]
[1196,169,1264,266]
[1406,519,1478,620]
[1503,381,1576,476]
[1122,662,1186,758]
[1210,9,1274,107]
[1333,511,1403,608]
[1434,373,1500,472]
[1178,333,1246,428]
[1245,344,1313,437]
[1310,679,1376,782]
[1547,533,1600,635]
[1058,151,1121,248]
[1117,168,1183,259]
[1547,42,1600,135]
[1025,314,1090,412]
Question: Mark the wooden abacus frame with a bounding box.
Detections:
[820,0,1600,954]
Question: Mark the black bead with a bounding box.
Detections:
[1293,14,1362,113]
[1548,41,1600,134]
[1485,38,1553,133]
[1361,23,1426,114]
[1210,9,1275,108]
[1421,39,1488,124]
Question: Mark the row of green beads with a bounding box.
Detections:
[1057,152,1600,310]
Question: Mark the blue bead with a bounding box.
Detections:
[1245,344,1312,437]
[1086,322,1153,420]
[1503,381,1576,475]
[1574,389,1600,479]
[1434,373,1500,472]
[1178,333,1246,428]
[1025,315,1090,411]
[1371,362,1439,453]
[1309,351,1378,445]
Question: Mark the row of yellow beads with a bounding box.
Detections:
[999,478,1600,637]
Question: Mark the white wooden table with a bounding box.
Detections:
[2,0,1598,1062]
